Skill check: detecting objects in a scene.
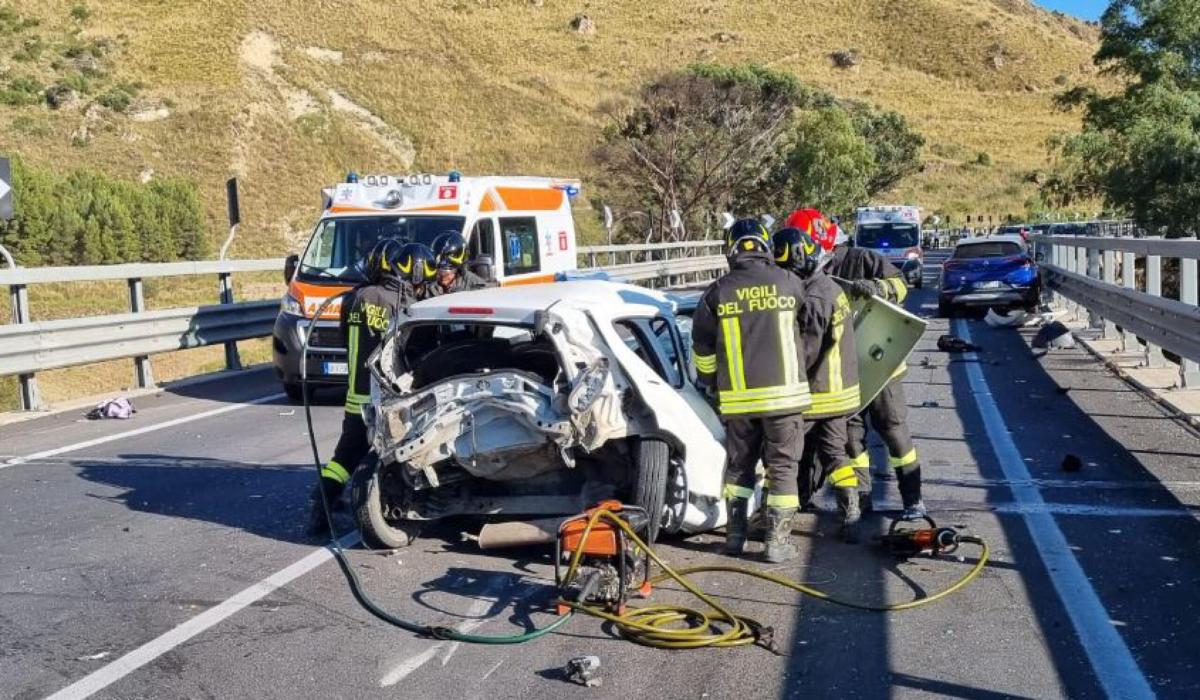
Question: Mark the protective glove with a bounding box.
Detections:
[847,279,881,299]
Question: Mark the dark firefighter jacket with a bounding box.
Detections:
[691,249,811,418]
[800,270,861,419]
[827,245,908,304]
[427,269,494,297]
[826,244,908,381]
[341,277,410,415]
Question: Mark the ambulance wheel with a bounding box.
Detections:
[633,439,670,544]
[352,455,420,550]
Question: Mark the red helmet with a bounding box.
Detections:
[785,208,835,252]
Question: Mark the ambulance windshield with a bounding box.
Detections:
[298,215,466,281]
[855,223,919,249]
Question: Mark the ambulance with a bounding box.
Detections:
[854,205,924,289]
[272,172,582,400]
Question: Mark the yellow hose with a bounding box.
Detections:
[557,509,990,650]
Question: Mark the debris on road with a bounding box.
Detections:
[937,334,981,353]
[76,651,111,661]
[86,397,136,420]
[278,409,296,416]
[984,308,1026,328]
[1061,454,1083,472]
[921,400,941,407]
[565,655,602,687]
[1032,321,1075,350]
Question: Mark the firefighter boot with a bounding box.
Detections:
[763,508,798,563]
[722,498,750,555]
[896,466,927,520]
[836,487,862,544]
[305,479,346,536]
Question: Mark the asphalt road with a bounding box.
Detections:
[2,265,1199,700]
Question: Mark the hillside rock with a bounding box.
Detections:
[831,49,861,69]
[570,14,596,35]
[713,31,738,43]
[44,84,79,110]
[129,99,171,122]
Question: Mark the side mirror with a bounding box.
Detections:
[284,254,299,284]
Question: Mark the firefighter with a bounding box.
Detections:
[772,226,863,543]
[430,231,491,295]
[692,218,811,563]
[307,238,412,535]
[400,241,439,303]
[791,208,926,520]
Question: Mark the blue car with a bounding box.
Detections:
[938,235,1040,317]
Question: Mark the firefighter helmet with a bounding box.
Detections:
[396,242,438,286]
[726,218,771,256]
[785,208,836,252]
[772,227,822,278]
[364,238,404,285]
[432,231,468,270]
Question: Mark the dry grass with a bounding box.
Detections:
[1,0,1105,408]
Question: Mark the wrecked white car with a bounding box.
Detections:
[353,281,729,548]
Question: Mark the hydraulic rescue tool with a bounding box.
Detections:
[300,293,991,652]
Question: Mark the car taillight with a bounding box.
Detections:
[449,307,494,315]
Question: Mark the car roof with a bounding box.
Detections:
[406,280,673,324]
[957,235,1026,246]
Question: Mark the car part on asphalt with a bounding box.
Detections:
[1032,321,1076,349]
[937,334,981,353]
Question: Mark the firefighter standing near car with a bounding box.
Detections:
[430,231,492,295]
[787,208,926,519]
[692,218,811,563]
[307,238,415,534]
[772,226,864,543]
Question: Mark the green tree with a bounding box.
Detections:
[848,104,926,195]
[1047,0,1200,235]
[784,107,874,215]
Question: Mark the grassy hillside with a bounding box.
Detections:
[0,0,1104,257]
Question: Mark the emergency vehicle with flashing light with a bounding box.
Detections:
[854,205,924,289]
[272,171,582,401]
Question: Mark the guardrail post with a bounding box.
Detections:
[1121,251,1137,351]
[127,278,155,388]
[1085,247,1102,329]
[218,272,242,371]
[11,283,42,410]
[1144,247,1167,368]
[1181,255,1200,387]
[1072,246,1087,320]
[1101,250,1117,339]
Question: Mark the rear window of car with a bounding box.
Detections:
[953,242,1023,259]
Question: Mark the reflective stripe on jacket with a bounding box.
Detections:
[800,271,861,419]
[691,250,811,418]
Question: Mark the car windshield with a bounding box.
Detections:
[856,223,919,249]
[953,242,1023,259]
[299,215,466,281]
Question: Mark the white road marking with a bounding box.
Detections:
[1,393,286,470]
[379,578,530,687]
[45,532,361,700]
[955,318,1155,699]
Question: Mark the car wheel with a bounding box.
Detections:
[351,453,421,550]
[284,381,309,403]
[633,439,670,544]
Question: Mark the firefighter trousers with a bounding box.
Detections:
[723,414,804,510]
[321,411,369,498]
[846,378,920,497]
[799,415,856,506]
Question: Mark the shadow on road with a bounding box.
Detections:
[74,453,318,544]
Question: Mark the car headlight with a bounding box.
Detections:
[280,293,303,316]
[906,251,920,259]
[569,360,610,413]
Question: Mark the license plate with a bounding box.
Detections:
[322,362,348,376]
[976,280,1002,289]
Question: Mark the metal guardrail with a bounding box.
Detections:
[0,301,278,375]
[1,246,728,410]
[1032,234,1200,387]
